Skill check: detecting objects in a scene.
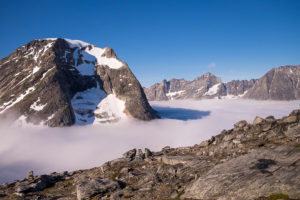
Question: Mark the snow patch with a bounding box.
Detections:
[204,83,221,96]
[195,87,204,93]
[221,90,248,99]
[166,90,185,100]
[41,42,54,57]
[76,62,96,76]
[65,39,123,73]
[93,94,128,124]
[41,67,55,80]
[30,98,47,111]
[32,66,40,74]
[71,83,107,125]
[65,39,90,48]
[0,87,36,114]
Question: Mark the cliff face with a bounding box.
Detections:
[0,38,159,127]
[1,109,299,200]
[244,65,300,100]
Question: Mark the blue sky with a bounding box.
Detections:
[0,0,299,87]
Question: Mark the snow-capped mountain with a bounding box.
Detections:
[144,72,255,101]
[144,65,300,101]
[0,38,159,127]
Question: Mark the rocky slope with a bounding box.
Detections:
[244,65,300,100]
[1,109,299,199]
[0,38,158,126]
[144,65,300,101]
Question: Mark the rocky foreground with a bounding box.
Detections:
[1,110,300,200]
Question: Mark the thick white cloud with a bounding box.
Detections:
[0,99,299,184]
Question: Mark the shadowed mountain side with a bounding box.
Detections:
[152,106,210,121]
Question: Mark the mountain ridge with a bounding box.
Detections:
[144,65,300,101]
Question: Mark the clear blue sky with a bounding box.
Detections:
[1,0,299,87]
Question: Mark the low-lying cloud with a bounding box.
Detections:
[0,99,299,183]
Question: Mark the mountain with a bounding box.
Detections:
[244,65,300,100]
[1,109,299,199]
[144,65,300,101]
[0,38,159,127]
[144,72,256,101]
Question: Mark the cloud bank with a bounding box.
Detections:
[0,99,299,183]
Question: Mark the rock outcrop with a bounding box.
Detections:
[244,65,300,100]
[144,65,300,101]
[0,38,159,126]
[1,109,300,199]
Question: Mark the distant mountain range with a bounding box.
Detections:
[0,38,159,127]
[144,65,300,101]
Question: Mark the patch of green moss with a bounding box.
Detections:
[268,193,289,199]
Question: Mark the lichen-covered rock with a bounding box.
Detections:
[182,145,300,200]
[75,176,122,200]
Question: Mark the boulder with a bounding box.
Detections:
[122,149,136,161]
[144,148,153,158]
[253,116,264,125]
[234,120,247,128]
[75,176,122,200]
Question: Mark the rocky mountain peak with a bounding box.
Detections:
[0,38,159,126]
[244,65,300,100]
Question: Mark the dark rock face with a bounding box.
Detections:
[96,64,158,120]
[224,79,256,96]
[144,72,256,101]
[1,110,299,199]
[244,65,300,100]
[0,38,158,126]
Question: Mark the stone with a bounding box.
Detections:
[282,116,297,124]
[223,134,234,141]
[100,162,111,173]
[28,171,34,181]
[208,136,215,145]
[232,139,241,144]
[183,146,300,200]
[199,140,209,147]
[75,177,122,200]
[262,123,272,132]
[135,149,145,160]
[265,115,276,122]
[253,116,264,125]
[122,149,136,161]
[144,148,153,158]
[234,120,247,128]
[285,124,300,139]
[290,109,300,116]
